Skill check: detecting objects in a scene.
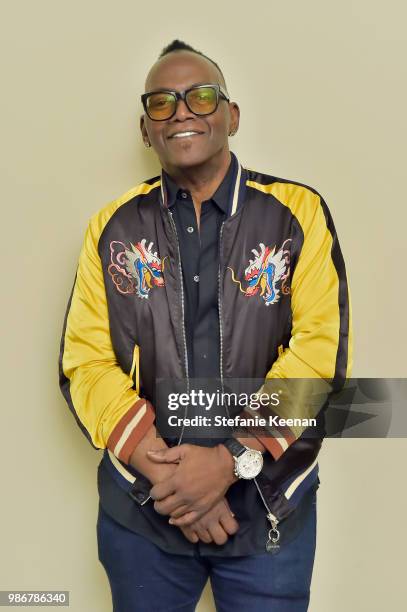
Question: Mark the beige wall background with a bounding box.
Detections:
[1,0,406,610]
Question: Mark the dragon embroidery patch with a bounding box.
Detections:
[108,239,166,299]
[228,239,291,305]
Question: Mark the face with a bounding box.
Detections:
[140,51,240,172]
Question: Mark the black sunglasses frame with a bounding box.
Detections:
[141,83,230,121]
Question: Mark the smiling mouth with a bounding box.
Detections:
[168,131,204,139]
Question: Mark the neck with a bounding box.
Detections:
[162,147,232,202]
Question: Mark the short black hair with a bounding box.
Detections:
[158,39,227,90]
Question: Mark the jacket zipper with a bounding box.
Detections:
[218,220,230,417]
[219,219,279,550]
[253,477,281,552]
[168,210,190,445]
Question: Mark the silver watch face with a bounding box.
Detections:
[236,449,263,479]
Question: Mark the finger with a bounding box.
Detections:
[154,495,184,516]
[196,528,212,544]
[150,479,176,501]
[169,504,189,519]
[169,510,201,527]
[147,446,184,463]
[180,527,199,544]
[208,523,228,546]
[222,498,233,514]
[219,512,239,535]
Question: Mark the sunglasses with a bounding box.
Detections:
[141,83,230,121]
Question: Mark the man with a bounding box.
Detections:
[59,39,352,611]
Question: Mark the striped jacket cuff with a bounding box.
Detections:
[240,409,297,460]
[106,399,155,464]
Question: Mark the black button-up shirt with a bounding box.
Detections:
[165,162,230,381]
[97,154,316,557]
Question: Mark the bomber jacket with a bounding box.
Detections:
[59,151,353,536]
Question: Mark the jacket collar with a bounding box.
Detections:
[159,150,247,218]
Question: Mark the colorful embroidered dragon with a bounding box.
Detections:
[108,239,166,298]
[228,239,291,305]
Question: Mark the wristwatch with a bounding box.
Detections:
[222,438,264,480]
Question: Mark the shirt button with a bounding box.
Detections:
[187,226,194,233]
[181,192,188,199]
[193,275,200,282]
[202,354,207,359]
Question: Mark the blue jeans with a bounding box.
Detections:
[97,494,317,612]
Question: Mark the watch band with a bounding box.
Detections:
[222,438,246,459]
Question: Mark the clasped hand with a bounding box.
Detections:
[147,443,238,541]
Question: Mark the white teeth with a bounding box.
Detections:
[172,131,200,138]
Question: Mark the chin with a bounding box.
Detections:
[165,149,216,170]
[161,137,223,167]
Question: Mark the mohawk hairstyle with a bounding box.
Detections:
[158,39,227,91]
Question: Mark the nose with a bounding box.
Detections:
[172,97,195,121]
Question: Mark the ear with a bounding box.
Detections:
[228,101,240,135]
[140,114,151,147]
[140,114,147,137]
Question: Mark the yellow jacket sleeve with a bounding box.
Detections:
[244,184,353,459]
[59,211,155,464]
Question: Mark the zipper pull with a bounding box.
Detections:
[266,512,281,553]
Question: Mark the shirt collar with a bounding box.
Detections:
[162,153,236,215]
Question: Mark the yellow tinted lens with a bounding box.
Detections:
[146,93,176,119]
[186,87,217,114]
